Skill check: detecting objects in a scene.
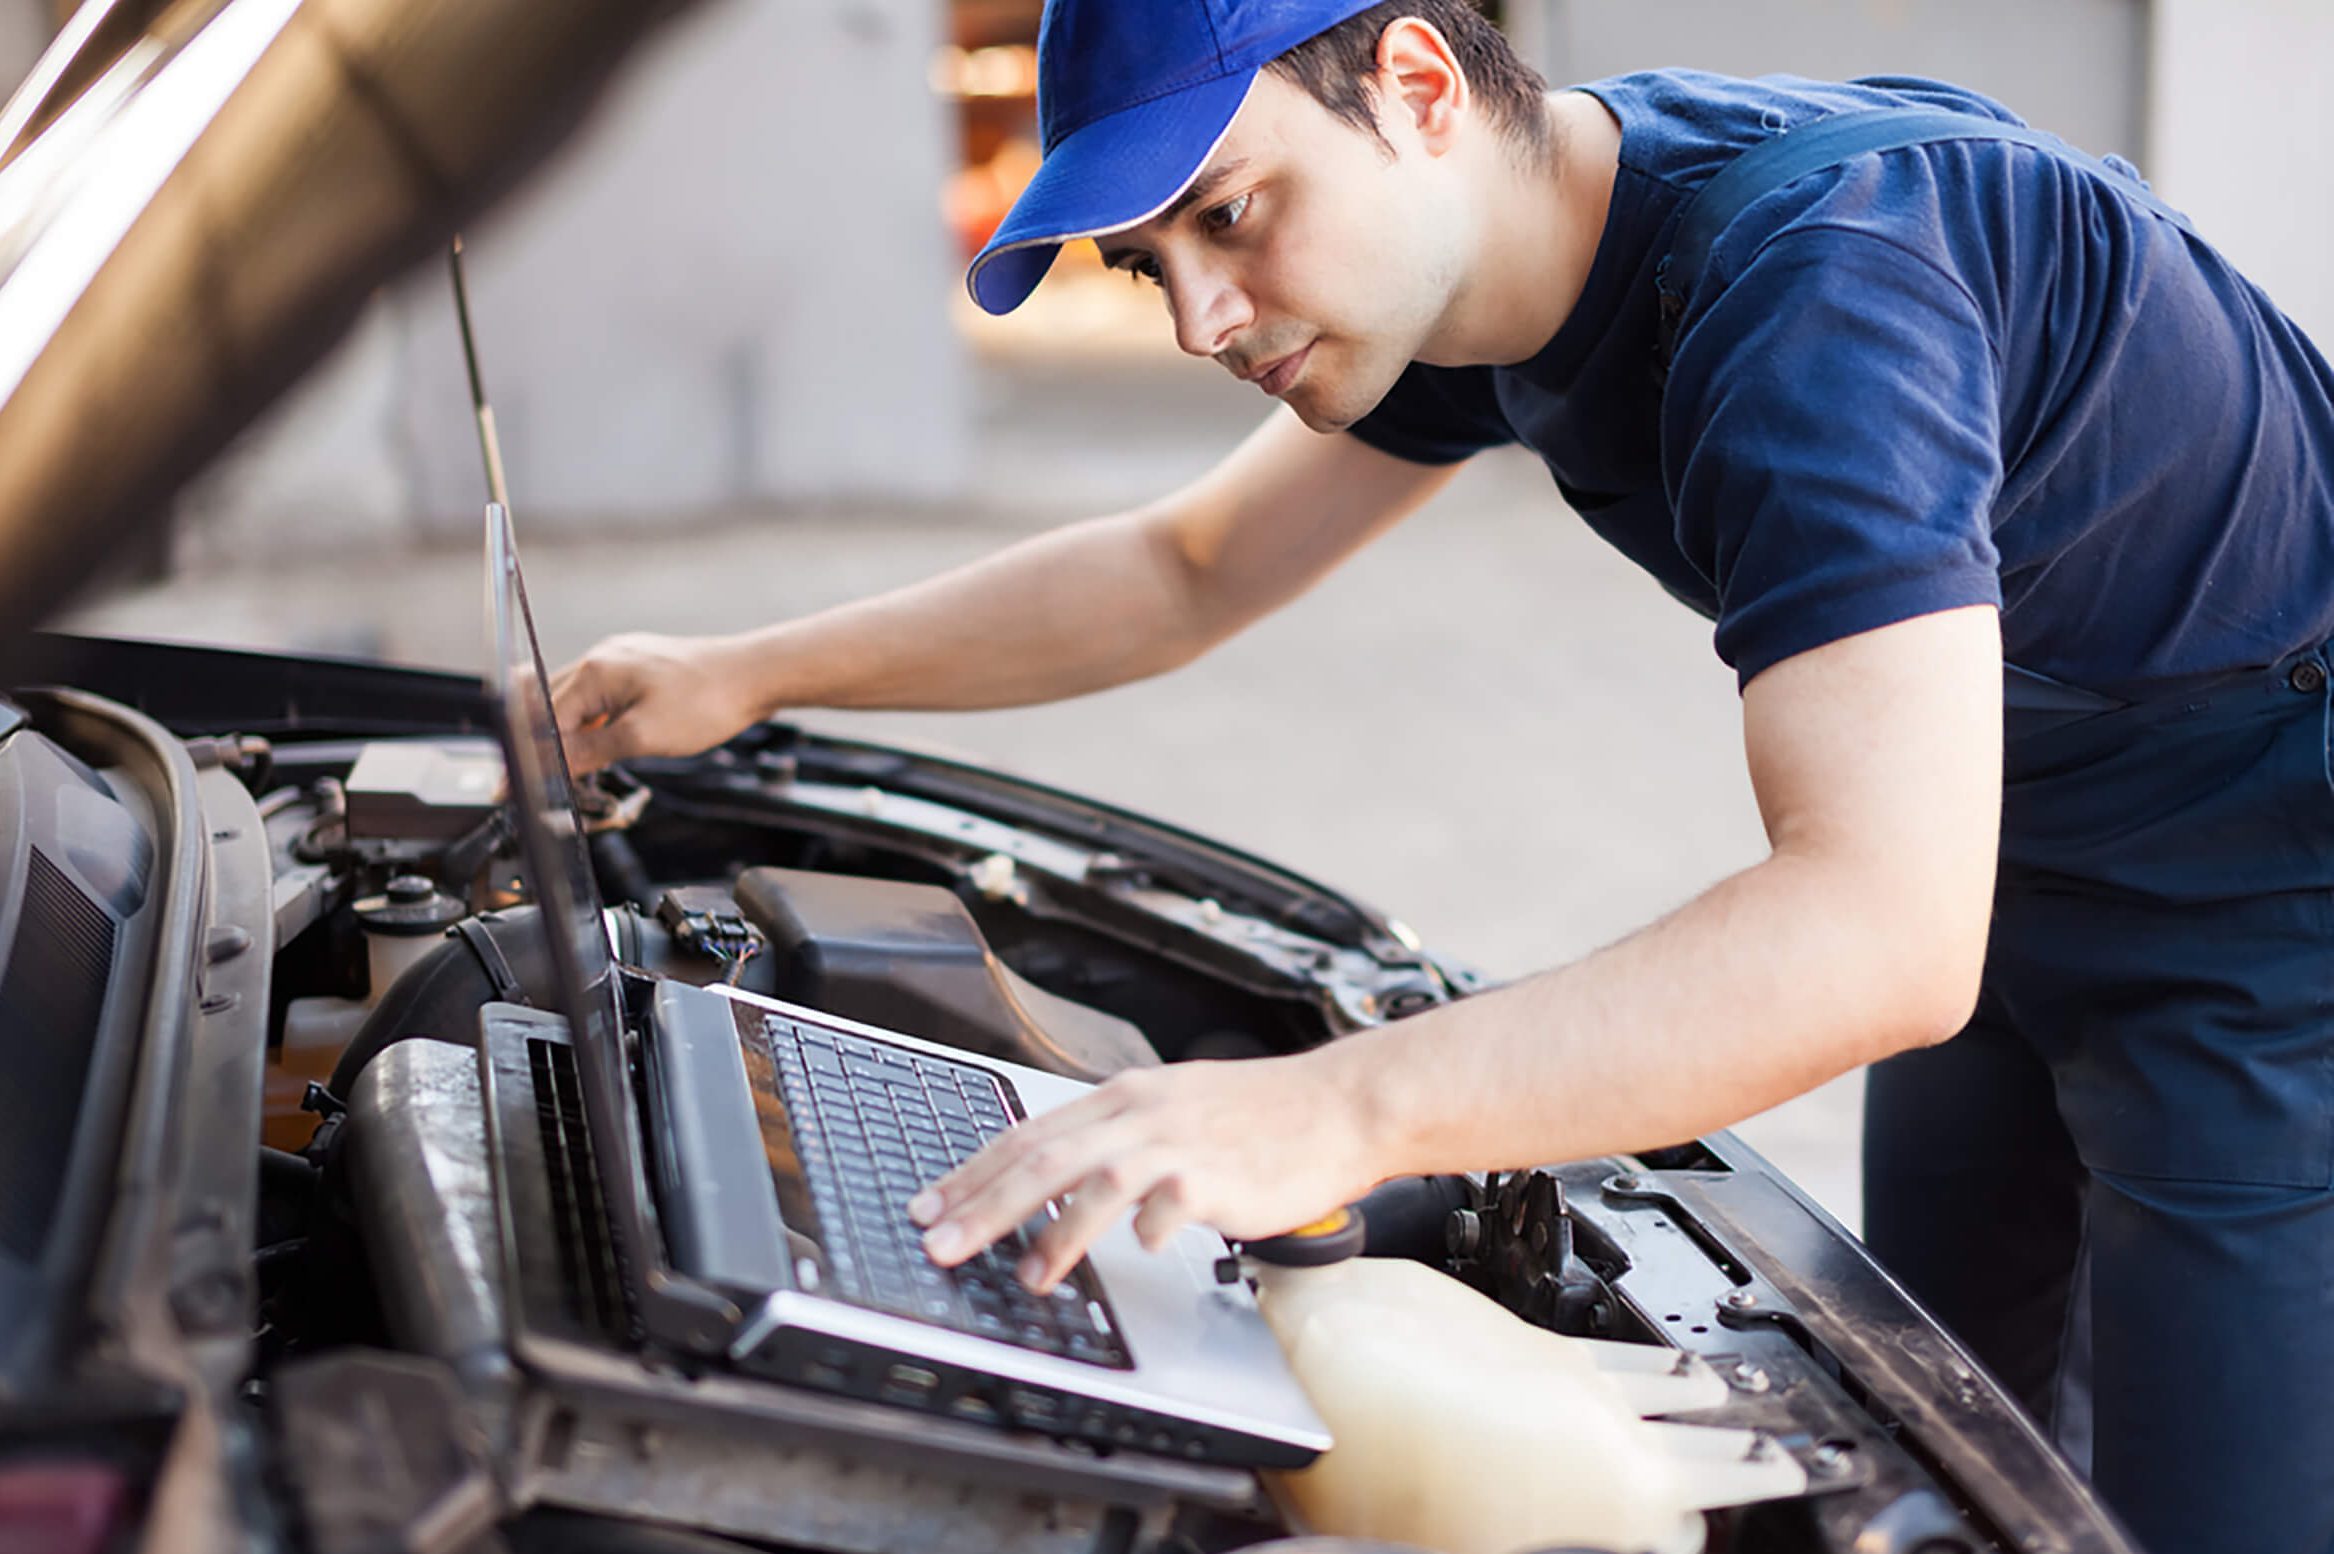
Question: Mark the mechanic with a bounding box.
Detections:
[553,4,2334,1550]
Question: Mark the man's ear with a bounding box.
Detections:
[1374,17,1469,154]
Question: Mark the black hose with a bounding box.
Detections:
[327,907,561,1097]
[1355,1174,1475,1264]
[590,829,657,911]
[257,1145,320,1245]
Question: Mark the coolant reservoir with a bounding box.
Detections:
[269,877,465,1149]
[354,875,466,994]
[1245,1209,1804,1554]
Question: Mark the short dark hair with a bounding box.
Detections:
[1266,1,1552,163]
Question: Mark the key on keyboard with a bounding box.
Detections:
[760,1015,1130,1367]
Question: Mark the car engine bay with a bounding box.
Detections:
[0,634,2137,1554]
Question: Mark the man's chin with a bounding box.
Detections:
[1283,371,1392,436]
[1284,396,1352,435]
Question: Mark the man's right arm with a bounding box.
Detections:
[554,411,1461,770]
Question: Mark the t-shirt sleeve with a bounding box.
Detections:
[1662,226,2007,688]
[1345,361,1515,466]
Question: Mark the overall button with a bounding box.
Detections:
[2289,661,2326,694]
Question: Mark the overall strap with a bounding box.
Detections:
[1654,107,2194,379]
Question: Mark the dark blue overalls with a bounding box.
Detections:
[1666,115,2334,1554]
[1867,651,2334,1554]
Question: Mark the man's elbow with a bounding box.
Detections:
[1799,854,1991,1060]
[1897,959,1984,1051]
[1788,829,1994,1062]
[1873,914,1989,1055]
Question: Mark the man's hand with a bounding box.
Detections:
[551,631,768,774]
[906,1051,1383,1293]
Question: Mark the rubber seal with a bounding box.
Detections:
[1240,1206,1367,1267]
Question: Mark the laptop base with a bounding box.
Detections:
[736,1325,1318,1471]
[435,1014,1259,1518]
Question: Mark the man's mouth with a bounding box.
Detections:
[1241,343,1314,397]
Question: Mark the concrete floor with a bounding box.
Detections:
[64,321,1868,1229]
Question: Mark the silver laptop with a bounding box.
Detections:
[481,501,1330,1468]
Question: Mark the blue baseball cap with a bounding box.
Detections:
[967,0,1385,316]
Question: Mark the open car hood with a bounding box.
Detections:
[0,0,700,675]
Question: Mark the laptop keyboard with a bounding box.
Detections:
[759,1015,1132,1369]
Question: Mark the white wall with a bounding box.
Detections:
[1510,0,2148,157]
[2148,0,2334,347]
[1506,0,2333,351]
[181,0,970,562]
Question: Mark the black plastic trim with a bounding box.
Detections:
[6,689,203,1390]
[23,632,492,739]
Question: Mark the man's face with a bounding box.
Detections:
[1096,71,1470,434]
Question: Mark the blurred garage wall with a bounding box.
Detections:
[1511,0,2145,153]
[175,0,970,561]
[2146,0,2334,349]
[1511,0,2333,343]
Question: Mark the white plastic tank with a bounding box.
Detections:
[281,876,465,1075]
[1244,1208,1805,1554]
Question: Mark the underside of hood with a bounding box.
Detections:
[0,0,703,676]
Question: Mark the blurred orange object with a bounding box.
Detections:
[946,135,1041,258]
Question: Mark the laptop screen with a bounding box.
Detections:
[484,502,626,1057]
[483,501,740,1352]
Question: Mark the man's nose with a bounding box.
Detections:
[1167,265,1253,359]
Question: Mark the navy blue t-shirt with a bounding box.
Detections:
[1347,71,2334,694]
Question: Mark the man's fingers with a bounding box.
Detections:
[549,660,599,735]
[549,660,648,775]
[1022,1150,1174,1292]
[919,1119,1130,1269]
[910,1086,1132,1229]
[560,715,630,777]
[547,660,583,712]
[1128,1173,1200,1253]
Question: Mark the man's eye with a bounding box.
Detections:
[1201,193,1252,234]
[1121,258,1162,288]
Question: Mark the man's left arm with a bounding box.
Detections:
[913,604,2003,1287]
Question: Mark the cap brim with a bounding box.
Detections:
[967,69,1257,316]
